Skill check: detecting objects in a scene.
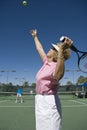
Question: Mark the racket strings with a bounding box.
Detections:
[79,55,87,72]
[82,54,87,59]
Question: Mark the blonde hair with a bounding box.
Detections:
[53,51,58,62]
[53,48,71,62]
[63,49,71,60]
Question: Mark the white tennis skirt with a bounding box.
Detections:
[35,94,62,130]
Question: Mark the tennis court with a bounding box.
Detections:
[0,94,87,130]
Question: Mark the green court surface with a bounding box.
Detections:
[0,95,87,130]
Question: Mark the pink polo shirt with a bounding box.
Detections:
[36,56,59,95]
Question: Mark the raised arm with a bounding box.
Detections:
[53,48,65,80]
[30,29,46,60]
[53,37,73,80]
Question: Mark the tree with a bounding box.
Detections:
[31,83,36,87]
[66,81,75,91]
[66,81,73,85]
[77,76,87,84]
[23,81,29,87]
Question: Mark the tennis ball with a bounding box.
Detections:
[22,1,27,6]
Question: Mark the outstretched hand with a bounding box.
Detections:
[30,29,37,38]
[59,36,73,50]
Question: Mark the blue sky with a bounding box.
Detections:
[0,0,87,85]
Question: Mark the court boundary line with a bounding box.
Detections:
[0,104,87,108]
[63,104,87,108]
[0,99,87,108]
[0,100,10,103]
[70,99,87,105]
[0,106,34,108]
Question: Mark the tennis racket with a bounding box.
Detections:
[60,36,87,73]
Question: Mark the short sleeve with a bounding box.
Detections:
[42,56,47,63]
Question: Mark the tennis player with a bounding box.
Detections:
[30,29,72,130]
[15,87,23,103]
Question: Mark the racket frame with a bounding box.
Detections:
[60,36,87,73]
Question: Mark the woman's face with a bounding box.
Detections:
[47,48,58,58]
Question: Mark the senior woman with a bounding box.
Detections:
[30,29,73,130]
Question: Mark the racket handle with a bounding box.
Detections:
[70,45,78,52]
[60,36,78,52]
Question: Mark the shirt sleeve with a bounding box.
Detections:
[42,56,47,63]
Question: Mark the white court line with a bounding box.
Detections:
[62,99,87,108]
[0,100,9,103]
[0,99,87,108]
[0,105,87,108]
[63,105,87,108]
[70,99,87,105]
[0,106,34,108]
[0,104,87,108]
